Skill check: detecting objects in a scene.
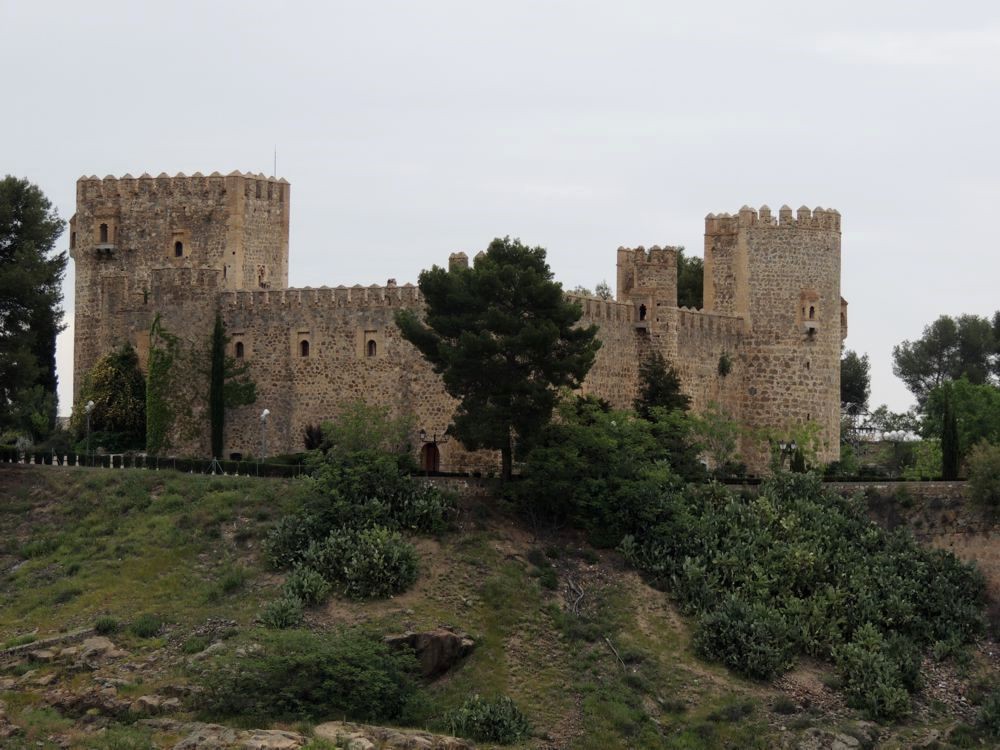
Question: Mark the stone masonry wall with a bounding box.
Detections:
[72,176,844,476]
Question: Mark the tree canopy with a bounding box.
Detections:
[0,176,66,439]
[840,349,871,413]
[395,237,600,479]
[71,343,146,450]
[892,314,999,404]
[634,351,690,419]
[676,248,703,309]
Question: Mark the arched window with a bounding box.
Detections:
[367,339,377,357]
[808,305,815,320]
[99,223,109,243]
[235,342,244,359]
[174,240,183,257]
[300,340,310,357]
[638,304,647,321]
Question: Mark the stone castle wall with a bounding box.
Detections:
[71,174,844,474]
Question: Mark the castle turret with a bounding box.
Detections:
[70,171,291,399]
[703,204,843,467]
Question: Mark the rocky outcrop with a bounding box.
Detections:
[142,719,306,749]
[383,628,475,678]
[314,721,473,749]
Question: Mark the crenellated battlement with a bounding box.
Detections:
[565,293,635,323]
[76,171,289,204]
[218,283,422,311]
[615,244,680,265]
[705,204,840,236]
[677,308,745,337]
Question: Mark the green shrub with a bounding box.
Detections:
[94,616,119,635]
[339,526,419,600]
[968,441,1000,510]
[259,596,304,629]
[835,623,910,720]
[182,636,211,654]
[197,628,418,723]
[263,513,322,570]
[693,596,793,680]
[978,689,1000,738]
[446,694,531,744]
[218,566,248,595]
[283,566,331,607]
[129,614,163,638]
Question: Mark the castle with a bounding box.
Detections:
[69,171,845,473]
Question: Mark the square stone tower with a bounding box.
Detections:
[69,171,290,398]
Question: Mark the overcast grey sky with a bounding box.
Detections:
[4,0,998,416]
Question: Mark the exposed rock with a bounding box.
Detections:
[29,648,57,663]
[314,721,472,749]
[383,627,475,678]
[45,686,132,718]
[34,671,58,686]
[140,720,306,749]
[77,636,128,668]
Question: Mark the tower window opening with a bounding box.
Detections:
[235,342,244,358]
[256,181,262,199]
[367,339,377,357]
[300,340,310,357]
[808,305,815,320]
[638,304,647,321]
[70,231,76,249]
[99,223,108,243]
[174,240,183,257]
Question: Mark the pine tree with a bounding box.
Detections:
[0,176,66,438]
[396,237,600,480]
[634,352,690,420]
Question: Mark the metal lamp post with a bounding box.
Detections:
[778,440,797,470]
[84,400,95,466]
[259,408,270,465]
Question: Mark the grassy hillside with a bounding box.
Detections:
[0,465,996,749]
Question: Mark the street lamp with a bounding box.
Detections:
[84,400,95,466]
[259,409,270,462]
[778,440,797,470]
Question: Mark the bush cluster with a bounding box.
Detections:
[446,694,531,744]
[198,629,419,723]
[259,436,452,619]
[611,473,985,719]
[968,441,1000,510]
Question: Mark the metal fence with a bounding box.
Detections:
[0,447,307,478]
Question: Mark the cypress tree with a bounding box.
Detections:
[941,392,960,480]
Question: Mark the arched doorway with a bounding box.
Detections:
[420,443,440,473]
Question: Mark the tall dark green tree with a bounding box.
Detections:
[208,312,256,458]
[395,237,600,480]
[634,352,690,419]
[676,248,704,309]
[941,391,960,481]
[0,176,66,438]
[840,349,871,414]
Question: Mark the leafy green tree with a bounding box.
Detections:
[516,396,682,545]
[840,349,870,413]
[71,344,146,450]
[209,312,256,458]
[594,280,613,300]
[893,314,998,404]
[395,237,600,480]
[634,351,690,419]
[923,379,1000,459]
[0,176,66,439]
[676,248,703,309]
